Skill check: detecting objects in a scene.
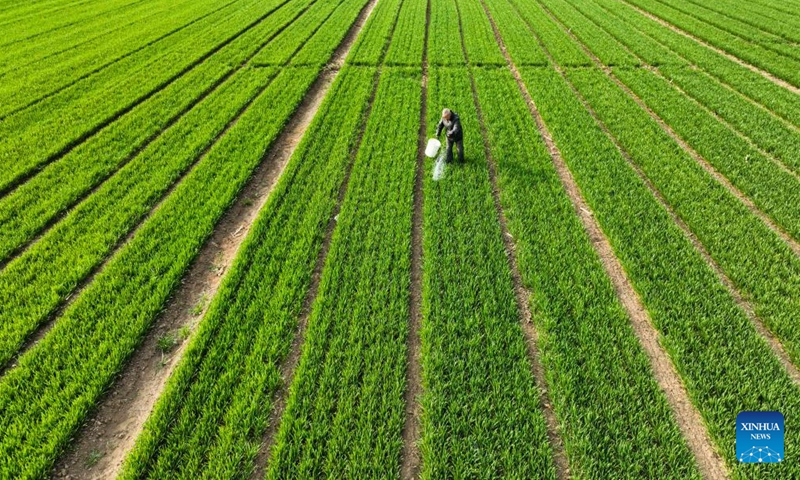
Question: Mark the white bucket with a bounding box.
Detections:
[425,138,441,158]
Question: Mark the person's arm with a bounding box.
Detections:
[435,118,444,137]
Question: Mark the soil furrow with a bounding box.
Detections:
[399,0,428,477]
[0,0,292,200]
[50,1,380,475]
[537,2,800,256]
[540,69,728,480]
[615,0,800,95]
[504,2,728,477]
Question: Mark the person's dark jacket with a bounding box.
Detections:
[436,112,463,142]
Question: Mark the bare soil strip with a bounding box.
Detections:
[399,2,429,478]
[51,1,380,476]
[542,71,728,480]
[0,0,291,200]
[461,3,570,477]
[0,1,314,272]
[538,4,800,257]
[535,5,800,379]
[248,3,388,479]
[616,0,800,95]
[504,3,728,478]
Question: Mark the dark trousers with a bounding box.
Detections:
[445,137,464,163]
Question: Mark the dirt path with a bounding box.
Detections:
[464,3,571,477]
[537,1,800,381]
[550,59,731,479]
[539,0,800,258]
[51,0,380,476]
[399,2,429,478]
[615,0,800,95]
[493,2,728,478]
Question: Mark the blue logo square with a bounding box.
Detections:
[737,411,784,463]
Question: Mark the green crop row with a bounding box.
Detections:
[0,0,240,115]
[538,0,638,66]
[267,66,420,479]
[656,66,800,175]
[589,66,800,364]
[521,65,800,478]
[0,0,144,46]
[590,0,800,130]
[555,0,800,177]
[249,0,349,65]
[427,0,464,65]
[678,0,800,44]
[748,0,800,18]
[454,0,505,65]
[383,0,426,65]
[622,0,800,87]
[651,0,800,60]
[346,0,403,65]
[0,66,317,479]
[0,0,171,73]
[615,67,800,240]
[501,0,590,66]
[474,64,700,478]
[564,0,685,66]
[0,0,320,264]
[0,0,295,193]
[0,66,277,370]
[418,63,555,477]
[532,0,800,243]
[480,0,548,65]
[290,0,372,66]
[120,65,377,479]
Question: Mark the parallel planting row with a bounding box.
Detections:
[1,0,799,477]
[0,0,371,475]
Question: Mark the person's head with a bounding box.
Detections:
[442,108,452,120]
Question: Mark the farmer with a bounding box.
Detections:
[435,108,464,163]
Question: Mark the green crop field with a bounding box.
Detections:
[1,0,798,478]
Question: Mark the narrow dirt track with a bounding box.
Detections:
[499,2,728,478]
[616,0,800,95]
[0,0,327,272]
[538,0,800,258]
[534,1,800,383]
[399,0,429,477]
[466,2,570,478]
[539,71,729,480]
[52,0,380,476]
